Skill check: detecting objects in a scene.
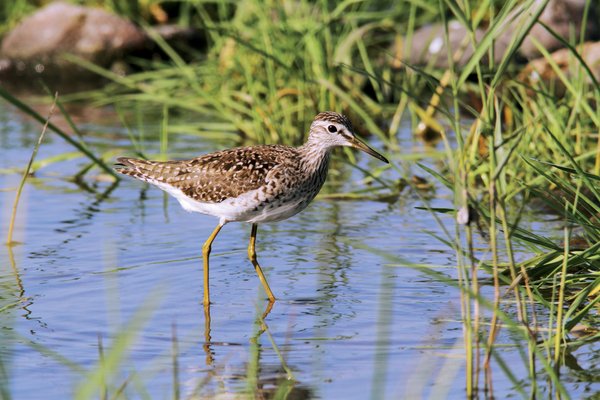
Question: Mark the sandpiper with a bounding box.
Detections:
[115,111,388,306]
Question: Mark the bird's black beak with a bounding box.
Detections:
[349,136,389,164]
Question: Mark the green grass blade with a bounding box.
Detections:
[6,94,55,245]
[0,86,118,178]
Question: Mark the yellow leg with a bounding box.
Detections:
[248,224,276,302]
[202,223,224,306]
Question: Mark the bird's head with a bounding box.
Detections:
[309,111,388,163]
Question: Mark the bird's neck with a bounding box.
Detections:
[298,139,332,174]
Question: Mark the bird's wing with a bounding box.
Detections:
[115,145,299,203]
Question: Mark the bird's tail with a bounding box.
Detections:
[114,157,176,184]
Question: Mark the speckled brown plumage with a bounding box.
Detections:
[314,111,353,130]
[116,145,301,203]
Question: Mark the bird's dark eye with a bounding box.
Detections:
[328,125,337,133]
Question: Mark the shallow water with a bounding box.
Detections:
[0,102,598,399]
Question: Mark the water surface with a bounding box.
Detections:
[0,102,597,399]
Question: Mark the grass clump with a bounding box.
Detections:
[411,0,599,397]
[75,0,442,146]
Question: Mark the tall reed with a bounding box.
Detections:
[413,0,599,397]
[70,0,439,146]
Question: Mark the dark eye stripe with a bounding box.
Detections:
[339,131,352,141]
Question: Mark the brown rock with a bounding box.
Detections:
[1,1,147,68]
[398,21,489,69]
[519,41,600,92]
[395,0,598,69]
[0,1,148,90]
[518,0,598,59]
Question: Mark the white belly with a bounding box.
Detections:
[154,182,310,224]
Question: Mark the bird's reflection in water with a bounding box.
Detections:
[200,301,313,399]
[203,305,214,366]
[202,300,273,367]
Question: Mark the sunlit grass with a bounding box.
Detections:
[63,0,440,148]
